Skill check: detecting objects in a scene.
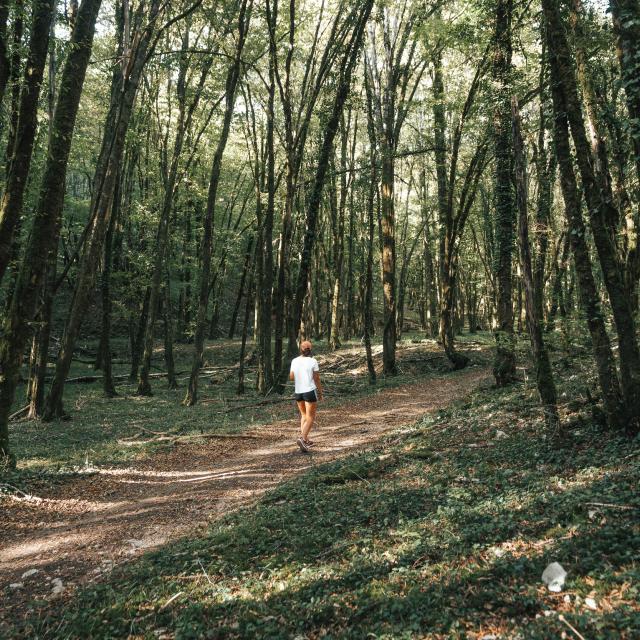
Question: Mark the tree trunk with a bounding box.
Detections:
[184,0,250,406]
[0,0,103,460]
[101,194,118,398]
[44,0,164,421]
[287,0,374,360]
[130,287,151,382]
[533,52,554,324]
[546,232,570,332]
[492,0,517,386]
[163,280,178,390]
[178,202,193,339]
[363,106,377,384]
[545,14,626,430]
[513,97,559,430]
[0,0,11,113]
[229,236,254,339]
[543,0,640,432]
[610,0,640,182]
[27,257,57,420]
[237,274,255,395]
[0,0,55,285]
[379,148,397,373]
[432,45,475,369]
[329,127,347,351]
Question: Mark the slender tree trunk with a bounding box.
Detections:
[545,17,626,430]
[257,64,275,390]
[130,287,151,382]
[0,0,103,459]
[179,203,193,338]
[163,280,178,390]
[513,97,559,430]
[379,148,397,373]
[287,0,374,360]
[101,197,118,398]
[533,45,555,325]
[185,0,250,406]
[0,0,55,285]
[208,264,226,340]
[229,236,254,339]
[544,0,640,431]
[27,260,56,419]
[363,118,377,384]
[546,232,570,332]
[364,236,377,386]
[492,0,517,386]
[344,184,356,340]
[44,0,164,420]
[4,1,24,160]
[237,274,255,395]
[329,128,347,351]
[432,50,470,368]
[610,0,640,182]
[0,1,9,107]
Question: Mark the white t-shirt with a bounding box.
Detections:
[290,355,319,394]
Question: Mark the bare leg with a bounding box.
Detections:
[296,400,307,438]
[302,401,317,441]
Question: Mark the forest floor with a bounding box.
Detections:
[1,335,489,635]
[1,332,639,638]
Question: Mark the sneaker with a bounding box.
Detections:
[304,439,315,447]
[296,437,309,453]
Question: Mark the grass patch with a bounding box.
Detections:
[4,334,489,480]
[14,342,639,639]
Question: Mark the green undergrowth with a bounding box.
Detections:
[19,347,640,639]
[3,333,489,481]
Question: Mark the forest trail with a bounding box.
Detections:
[0,366,489,622]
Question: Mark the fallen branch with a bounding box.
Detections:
[159,591,184,611]
[0,483,42,502]
[558,614,586,640]
[585,501,638,511]
[9,405,29,421]
[197,559,216,587]
[175,432,260,441]
[118,432,260,446]
[63,371,187,385]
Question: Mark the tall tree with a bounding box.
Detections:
[272,0,360,384]
[543,0,640,432]
[365,1,427,375]
[430,40,488,369]
[0,0,10,107]
[184,0,251,406]
[512,97,559,430]
[287,0,375,358]
[0,0,55,284]
[609,0,640,181]
[0,0,103,461]
[43,0,169,420]
[491,0,517,386]
[137,18,211,396]
[543,5,626,430]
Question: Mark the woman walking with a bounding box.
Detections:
[289,340,323,452]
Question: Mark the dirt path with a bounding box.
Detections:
[0,366,489,626]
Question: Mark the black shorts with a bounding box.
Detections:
[295,390,318,403]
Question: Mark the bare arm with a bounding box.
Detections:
[313,371,323,400]
[289,370,294,381]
